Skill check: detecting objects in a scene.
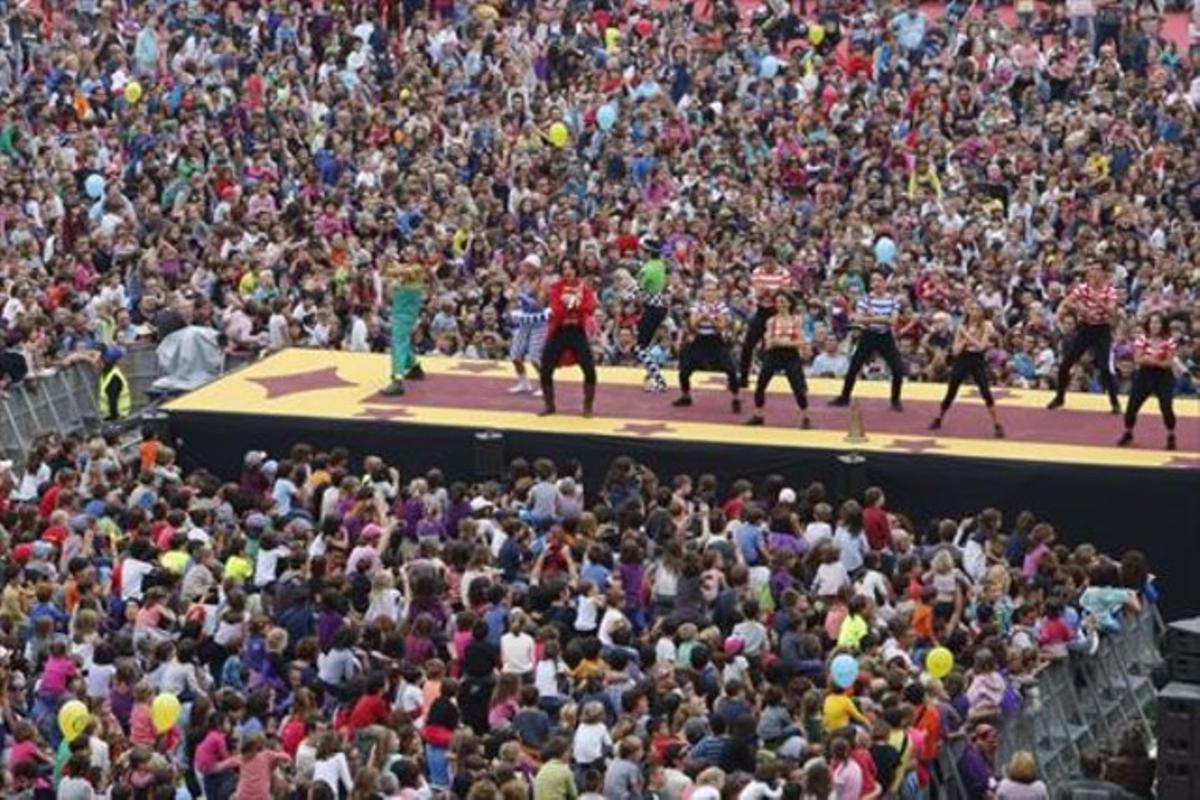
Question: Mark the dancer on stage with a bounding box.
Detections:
[508,254,550,396]
[829,271,905,410]
[739,255,791,388]
[673,276,742,413]
[539,258,597,417]
[1118,313,1178,450]
[635,253,669,393]
[929,301,1005,438]
[1047,263,1120,412]
[382,256,427,396]
[746,292,811,429]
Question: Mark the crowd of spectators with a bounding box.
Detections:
[0,0,1197,398]
[0,428,1163,799]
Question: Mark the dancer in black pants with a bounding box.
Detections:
[1048,263,1120,412]
[929,301,1005,437]
[739,257,791,387]
[830,271,905,411]
[746,292,812,429]
[635,256,669,392]
[1119,314,1178,451]
[539,259,598,417]
[674,278,742,413]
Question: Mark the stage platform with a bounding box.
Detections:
[165,349,1199,616]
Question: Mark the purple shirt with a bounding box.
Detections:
[616,562,645,609]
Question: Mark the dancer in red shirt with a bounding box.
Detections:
[1048,263,1120,412]
[539,259,597,417]
[1118,313,1178,451]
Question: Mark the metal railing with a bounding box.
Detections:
[935,607,1162,796]
[0,363,103,460]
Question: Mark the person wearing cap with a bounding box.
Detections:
[634,251,670,393]
[673,276,742,414]
[98,345,131,421]
[508,253,550,397]
[381,255,427,397]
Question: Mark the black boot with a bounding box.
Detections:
[406,362,426,381]
[381,379,406,396]
[1117,431,1133,447]
[538,377,556,416]
[582,381,595,418]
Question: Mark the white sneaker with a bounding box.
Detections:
[507,382,530,394]
[531,388,543,398]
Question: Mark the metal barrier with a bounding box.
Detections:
[938,607,1162,797]
[0,363,102,460]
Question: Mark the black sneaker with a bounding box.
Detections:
[890,401,904,412]
[801,417,812,430]
[538,406,556,417]
[672,396,693,408]
[1167,434,1177,451]
[381,380,406,397]
[929,417,942,431]
[745,415,765,426]
[405,363,426,381]
[731,397,742,414]
[827,396,850,407]
[994,425,1005,439]
[1109,403,1121,415]
[1046,396,1064,410]
[1117,431,1133,447]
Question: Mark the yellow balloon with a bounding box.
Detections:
[151,693,182,734]
[124,81,143,104]
[548,121,569,148]
[808,24,826,46]
[58,700,91,742]
[925,646,954,679]
[605,27,622,53]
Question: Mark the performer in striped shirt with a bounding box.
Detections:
[673,276,742,413]
[746,292,812,429]
[1118,314,1178,451]
[1047,264,1121,413]
[929,301,1005,438]
[738,256,791,388]
[830,271,906,411]
[508,254,550,396]
[635,253,669,393]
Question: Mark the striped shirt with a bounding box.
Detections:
[691,301,726,336]
[856,294,899,332]
[1070,283,1117,326]
[751,268,791,308]
[767,315,802,345]
[1133,334,1176,365]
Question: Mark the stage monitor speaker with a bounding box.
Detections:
[835,452,868,503]
[1157,682,1200,764]
[473,430,505,480]
[1167,617,1200,685]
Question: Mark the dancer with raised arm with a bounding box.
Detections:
[929,301,1005,438]
[381,255,427,397]
[1118,313,1178,451]
[829,271,905,411]
[1047,263,1121,413]
[673,275,742,413]
[746,292,812,429]
[539,258,597,418]
[508,254,550,397]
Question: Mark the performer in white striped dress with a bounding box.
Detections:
[829,271,906,411]
[1118,313,1178,451]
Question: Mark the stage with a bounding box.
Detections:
[165,349,1199,616]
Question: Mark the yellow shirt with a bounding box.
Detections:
[837,614,868,651]
[225,555,254,584]
[822,692,867,732]
[160,550,189,575]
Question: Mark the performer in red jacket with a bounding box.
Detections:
[539,258,597,417]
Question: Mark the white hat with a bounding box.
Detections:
[469,497,495,513]
[522,254,542,269]
[778,488,797,505]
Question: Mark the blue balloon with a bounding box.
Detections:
[85,174,105,200]
[874,236,897,266]
[831,653,859,689]
[760,55,780,79]
[597,103,618,132]
[1064,606,1080,632]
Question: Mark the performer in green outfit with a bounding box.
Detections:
[382,258,427,396]
[634,253,669,392]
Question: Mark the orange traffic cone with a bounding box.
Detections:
[844,399,868,443]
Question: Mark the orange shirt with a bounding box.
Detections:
[139,440,161,474]
[912,603,934,641]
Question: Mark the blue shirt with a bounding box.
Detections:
[734,522,766,565]
[891,11,927,51]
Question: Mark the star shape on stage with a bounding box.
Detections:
[355,407,413,421]
[451,361,503,374]
[617,422,675,438]
[1163,456,1200,469]
[250,367,355,399]
[885,437,945,453]
[968,388,1014,401]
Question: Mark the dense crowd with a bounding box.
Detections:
[0,427,1163,799]
[0,0,1197,398]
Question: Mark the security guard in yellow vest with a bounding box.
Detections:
[98,346,131,421]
